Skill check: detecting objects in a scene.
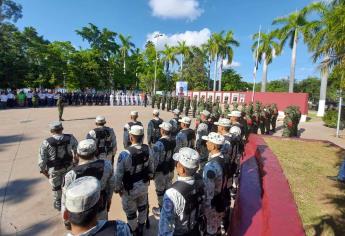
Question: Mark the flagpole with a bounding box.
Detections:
[251,25,261,102]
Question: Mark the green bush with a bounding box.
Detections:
[323,109,344,129]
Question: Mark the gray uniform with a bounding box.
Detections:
[147,118,163,146]
[159,176,201,236]
[151,136,176,207]
[66,220,131,236]
[203,153,226,235]
[86,126,117,161]
[169,118,180,138]
[38,134,78,209]
[196,122,210,170]
[114,144,154,231]
[61,159,115,220]
[123,121,143,148]
[176,128,195,150]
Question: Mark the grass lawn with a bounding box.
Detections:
[264,137,345,236]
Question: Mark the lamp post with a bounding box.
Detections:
[336,89,343,138]
[153,33,163,95]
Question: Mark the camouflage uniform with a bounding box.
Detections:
[185,97,191,116]
[151,95,156,108]
[192,96,198,118]
[196,117,211,170]
[223,99,230,117]
[156,95,162,110]
[57,96,64,121]
[166,96,172,111]
[282,109,293,137]
[178,97,184,114]
[161,95,166,111]
[38,129,78,210]
[198,97,205,115]
[270,104,279,132]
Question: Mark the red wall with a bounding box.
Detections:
[189,91,309,115]
[230,135,305,236]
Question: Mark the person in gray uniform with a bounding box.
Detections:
[195,110,212,171]
[38,121,78,211]
[176,116,196,150]
[123,111,143,148]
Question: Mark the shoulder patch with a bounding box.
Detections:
[207,170,216,179]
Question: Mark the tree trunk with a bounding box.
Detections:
[261,54,268,92]
[213,55,218,91]
[289,31,298,93]
[219,58,223,91]
[180,55,184,80]
[208,55,211,90]
[317,57,329,117]
[123,55,126,75]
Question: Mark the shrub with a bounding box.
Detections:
[323,109,344,129]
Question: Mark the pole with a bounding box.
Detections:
[336,89,343,138]
[153,34,163,95]
[252,25,261,102]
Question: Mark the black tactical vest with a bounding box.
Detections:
[156,138,176,175]
[94,127,111,154]
[125,121,143,146]
[171,179,203,235]
[181,129,195,148]
[46,134,72,169]
[151,118,163,143]
[123,145,150,192]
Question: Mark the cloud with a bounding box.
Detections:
[222,59,241,69]
[146,28,211,50]
[148,0,203,21]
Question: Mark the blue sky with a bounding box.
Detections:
[15,0,319,83]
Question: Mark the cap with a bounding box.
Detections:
[228,111,242,118]
[153,109,159,116]
[65,176,100,213]
[77,139,97,156]
[95,115,106,124]
[173,147,199,169]
[202,132,225,145]
[159,122,172,131]
[173,109,180,115]
[129,125,144,136]
[179,117,191,125]
[214,118,231,127]
[230,126,242,136]
[49,121,63,130]
[201,110,211,118]
[130,111,138,116]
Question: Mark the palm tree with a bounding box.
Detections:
[201,42,212,89]
[252,31,281,92]
[208,32,223,91]
[273,3,322,93]
[119,34,135,75]
[161,44,179,75]
[218,30,239,91]
[176,41,191,80]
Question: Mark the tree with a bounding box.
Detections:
[222,68,249,91]
[176,41,191,80]
[252,31,281,92]
[208,32,223,91]
[0,0,22,23]
[161,44,179,75]
[295,77,320,103]
[119,34,135,75]
[266,79,290,92]
[218,30,240,91]
[273,3,322,92]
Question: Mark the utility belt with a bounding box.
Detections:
[123,168,150,192]
[156,159,175,175]
[46,156,72,170]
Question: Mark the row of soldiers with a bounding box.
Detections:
[39,108,245,236]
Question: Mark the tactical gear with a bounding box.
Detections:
[94,127,112,155]
[150,118,163,144]
[125,121,143,146]
[181,129,195,148]
[155,138,176,175]
[123,145,150,192]
[46,134,73,170]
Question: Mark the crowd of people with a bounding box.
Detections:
[38,105,247,236]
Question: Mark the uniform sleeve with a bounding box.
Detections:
[203,164,216,208]
[147,121,153,144]
[123,124,129,148]
[175,132,185,152]
[110,128,117,153]
[86,130,96,140]
[159,194,176,236]
[104,160,115,201]
[38,141,48,172]
[196,124,206,150]
[150,142,163,171]
[61,171,76,218]
[70,135,78,155]
[114,151,129,192]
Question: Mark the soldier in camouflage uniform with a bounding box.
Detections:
[151,94,156,109]
[62,176,131,235]
[185,96,191,116]
[212,98,222,121]
[264,105,272,134]
[166,95,172,111]
[196,110,212,171]
[270,104,279,132]
[161,95,166,111]
[198,96,205,116]
[38,121,78,211]
[223,97,230,118]
[156,95,162,110]
[252,104,260,134]
[232,101,239,111]
[192,95,198,118]
[246,102,254,135]
[206,97,213,113]
[291,106,301,137]
[172,96,178,111]
[57,94,65,121]
[282,108,293,137]
[178,96,184,114]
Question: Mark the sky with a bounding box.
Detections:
[15,0,320,83]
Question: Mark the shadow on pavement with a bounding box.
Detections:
[0,178,42,205]
[0,135,30,145]
[64,117,95,122]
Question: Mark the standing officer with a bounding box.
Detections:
[202,132,229,236]
[62,139,115,225]
[282,108,293,137]
[144,93,148,107]
[156,95,162,110]
[151,94,156,108]
[198,96,205,116]
[270,104,278,132]
[114,125,153,236]
[176,116,196,150]
[178,96,184,114]
[63,176,131,236]
[161,94,166,111]
[169,109,181,138]
[147,109,163,147]
[159,148,203,236]
[38,121,78,211]
[86,116,117,164]
[150,122,176,216]
[192,95,198,118]
[166,94,172,111]
[196,110,212,171]
[185,96,191,116]
[57,93,65,121]
[123,111,143,148]
[172,95,178,111]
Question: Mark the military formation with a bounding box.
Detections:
[38,95,301,236]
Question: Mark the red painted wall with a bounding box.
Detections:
[189,91,309,115]
[230,135,305,236]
